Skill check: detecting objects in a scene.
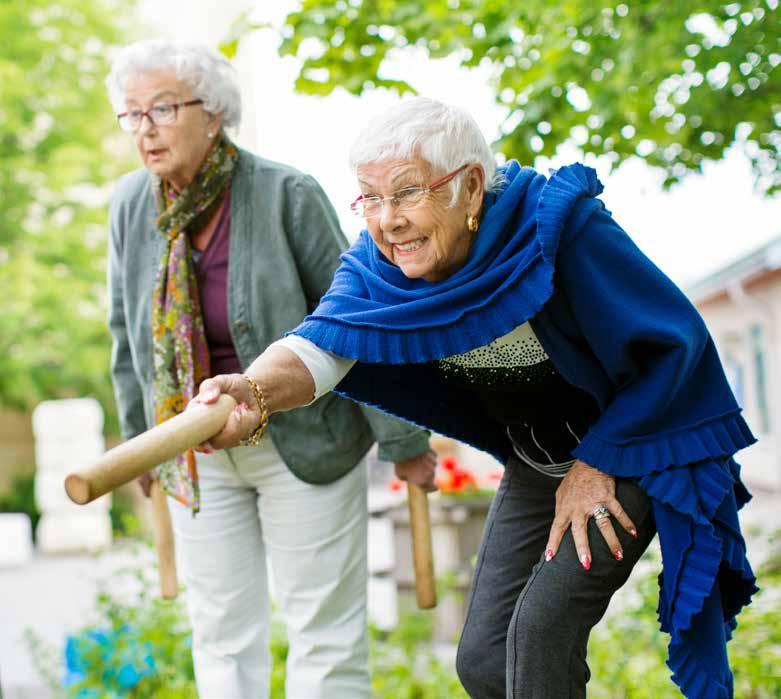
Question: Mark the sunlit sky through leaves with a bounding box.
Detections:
[139,0,781,287]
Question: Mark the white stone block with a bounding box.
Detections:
[0,513,34,567]
[368,516,394,574]
[32,397,113,555]
[35,438,105,474]
[36,511,112,554]
[32,398,104,441]
[368,575,398,631]
[34,471,111,514]
[431,522,462,574]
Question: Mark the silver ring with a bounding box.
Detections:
[592,504,610,520]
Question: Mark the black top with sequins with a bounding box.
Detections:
[435,323,600,477]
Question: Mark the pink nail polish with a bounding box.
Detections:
[545,548,553,562]
[581,555,591,571]
[614,549,624,561]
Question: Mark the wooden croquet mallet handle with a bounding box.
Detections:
[407,483,437,609]
[64,394,237,505]
[150,479,178,599]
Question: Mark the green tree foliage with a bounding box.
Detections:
[273,0,780,194]
[0,0,134,417]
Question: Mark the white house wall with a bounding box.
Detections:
[695,276,781,490]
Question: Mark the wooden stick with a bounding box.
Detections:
[407,483,437,609]
[64,394,237,505]
[150,479,178,599]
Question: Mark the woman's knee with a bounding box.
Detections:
[509,571,574,657]
[456,626,505,698]
[506,576,590,698]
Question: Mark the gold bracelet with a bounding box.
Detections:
[240,374,269,446]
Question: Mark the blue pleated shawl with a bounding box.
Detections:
[292,161,757,698]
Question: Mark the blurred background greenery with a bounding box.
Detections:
[1,1,779,696]
[0,0,138,430]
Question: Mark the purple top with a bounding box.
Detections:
[192,197,242,376]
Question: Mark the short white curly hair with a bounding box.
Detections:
[349,97,499,203]
[105,39,241,131]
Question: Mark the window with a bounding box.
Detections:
[723,356,744,408]
[750,324,771,433]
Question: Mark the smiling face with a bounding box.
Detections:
[122,69,222,191]
[357,157,486,283]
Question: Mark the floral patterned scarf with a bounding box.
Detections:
[152,135,239,513]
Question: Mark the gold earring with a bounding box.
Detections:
[467,215,479,233]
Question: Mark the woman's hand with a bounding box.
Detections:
[136,472,154,498]
[394,449,439,492]
[545,460,637,570]
[191,374,261,451]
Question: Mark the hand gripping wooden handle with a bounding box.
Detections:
[407,483,437,609]
[64,394,237,505]
[150,479,178,599]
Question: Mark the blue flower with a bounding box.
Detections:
[117,663,142,689]
[86,629,112,647]
[62,626,158,696]
[74,689,102,699]
[64,636,87,675]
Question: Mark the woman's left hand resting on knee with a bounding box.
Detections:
[544,460,638,570]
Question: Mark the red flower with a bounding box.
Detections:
[436,456,479,494]
[388,478,406,493]
[441,456,457,472]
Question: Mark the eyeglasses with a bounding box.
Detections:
[350,164,469,218]
[116,99,204,132]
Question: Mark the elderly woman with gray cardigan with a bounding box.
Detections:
[104,40,432,699]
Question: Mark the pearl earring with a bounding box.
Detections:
[207,132,214,139]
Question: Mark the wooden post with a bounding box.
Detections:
[150,479,178,600]
[407,483,437,609]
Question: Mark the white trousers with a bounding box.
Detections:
[169,441,370,699]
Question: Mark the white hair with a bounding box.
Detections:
[105,39,241,131]
[349,97,499,204]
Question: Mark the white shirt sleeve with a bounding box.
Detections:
[271,335,356,403]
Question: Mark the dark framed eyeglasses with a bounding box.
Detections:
[350,164,470,219]
[116,99,204,132]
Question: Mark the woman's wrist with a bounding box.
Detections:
[240,374,269,445]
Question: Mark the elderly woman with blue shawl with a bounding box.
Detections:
[195,98,757,699]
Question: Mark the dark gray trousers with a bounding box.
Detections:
[455,457,656,698]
